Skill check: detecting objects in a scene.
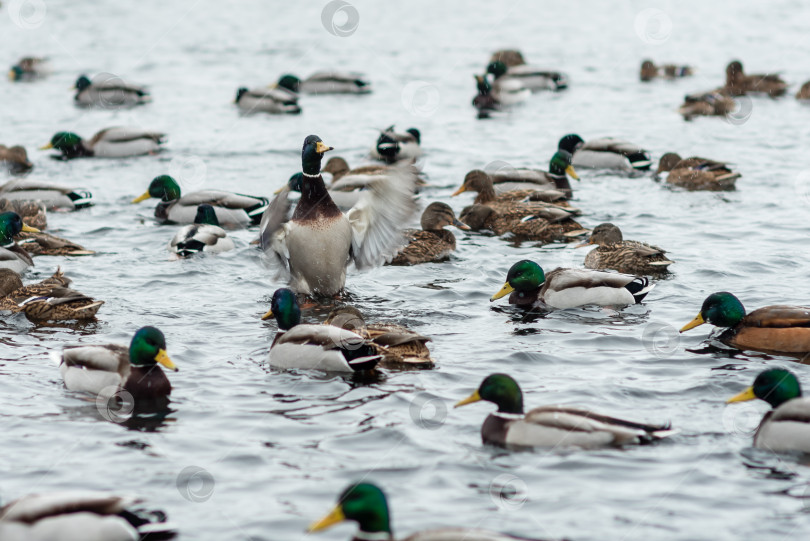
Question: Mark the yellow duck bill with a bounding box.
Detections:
[679,313,705,332]
[490,282,514,302]
[454,390,481,408]
[307,506,345,532]
[726,386,756,403]
[155,349,178,371]
[132,191,152,204]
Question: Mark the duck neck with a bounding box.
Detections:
[474,183,497,204]
[291,175,342,221]
[61,142,93,159]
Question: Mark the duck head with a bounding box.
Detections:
[308,482,392,537]
[455,373,525,414]
[302,135,333,176]
[0,211,39,245]
[727,368,801,409]
[548,150,579,179]
[129,326,177,371]
[491,260,545,301]
[680,292,746,332]
[132,175,182,203]
[261,288,301,330]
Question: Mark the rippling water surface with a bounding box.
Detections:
[3,1,810,539]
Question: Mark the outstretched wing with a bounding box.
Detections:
[346,164,418,269]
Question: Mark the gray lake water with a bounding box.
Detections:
[3,1,810,539]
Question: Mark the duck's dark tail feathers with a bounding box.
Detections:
[628,151,652,170]
[245,197,271,224]
[341,342,382,371]
[119,508,177,540]
[625,276,655,303]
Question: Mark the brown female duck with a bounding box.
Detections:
[388,202,469,265]
[678,89,736,120]
[579,223,672,275]
[724,60,787,97]
[0,145,33,173]
[656,153,740,190]
[0,268,103,321]
[325,305,435,369]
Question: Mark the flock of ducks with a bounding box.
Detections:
[3,45,810,541]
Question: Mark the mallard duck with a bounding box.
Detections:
[324,305,435,369]
[261,288,381,372]
[678,89,736,120]
[0,199,46,230]
[0,179,92,210]
[8,57,50,82]
[260,135,417,296]
[168,204,235,258]
[60,326,177,402]
[558,134,652,171]
[458,150,579,199]
[133,175,268,226]
[656,153,740,191]
[727,369,810,452]
[491,260,654,309]
[489,49,526,67]
[579,223,672,275]
[724,60,787,98]
[0,145,33,173]
[796,81,810,101]
[275,72,371,94]
[309,481,543,541]
[639,60,693,81]
[234,86,301,114]
[0,491,177,541]
[458,203,584,243]
[0,268,103,321]
[452,164,585,243]
[370,126,422,164]
[41,127,166,159]
[680,292,810,355]
[455,373,672,449]
[73,74,151,108]
[486,60,567,92]
[472,73,530,117]
[15,230,94,256]
[0,212,38,273]
[388,202,469,265]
